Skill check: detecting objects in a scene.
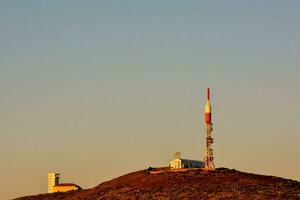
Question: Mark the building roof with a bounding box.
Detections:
[55,183,81,188]
[171,158,204,163]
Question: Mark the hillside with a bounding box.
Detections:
[15,168,300,200]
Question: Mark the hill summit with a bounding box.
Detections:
[16,168,300,200]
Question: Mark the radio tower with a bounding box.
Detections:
[204,88,215,170]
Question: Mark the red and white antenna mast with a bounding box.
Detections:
[204,88,215,170]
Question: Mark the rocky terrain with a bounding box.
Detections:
[15,168,300,200]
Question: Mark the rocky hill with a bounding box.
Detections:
[15,168,300,200]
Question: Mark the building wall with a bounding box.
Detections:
[170,158,182,169]
[52,185,79,193]
[48,173,60,193]
[181,160,204,168]
[170,158,204,169]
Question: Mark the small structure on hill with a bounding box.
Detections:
[48,173,81,193]
[169,152,204,169]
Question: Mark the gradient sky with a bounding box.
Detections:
[1,1,300,199]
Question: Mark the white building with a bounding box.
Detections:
[169,152,204,169]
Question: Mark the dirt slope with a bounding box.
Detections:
[15,168,300,200]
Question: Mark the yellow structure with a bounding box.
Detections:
[48,173,60,193]
[52,183,80,193]
[48,173,81,193]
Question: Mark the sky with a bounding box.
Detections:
[0,1,300,199]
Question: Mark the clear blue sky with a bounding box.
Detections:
[1,1,300,199]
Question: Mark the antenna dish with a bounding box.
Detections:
[174,152,181,159]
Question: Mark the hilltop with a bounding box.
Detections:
[15,168,300,200]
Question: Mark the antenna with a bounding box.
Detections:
[203,88,215,170]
